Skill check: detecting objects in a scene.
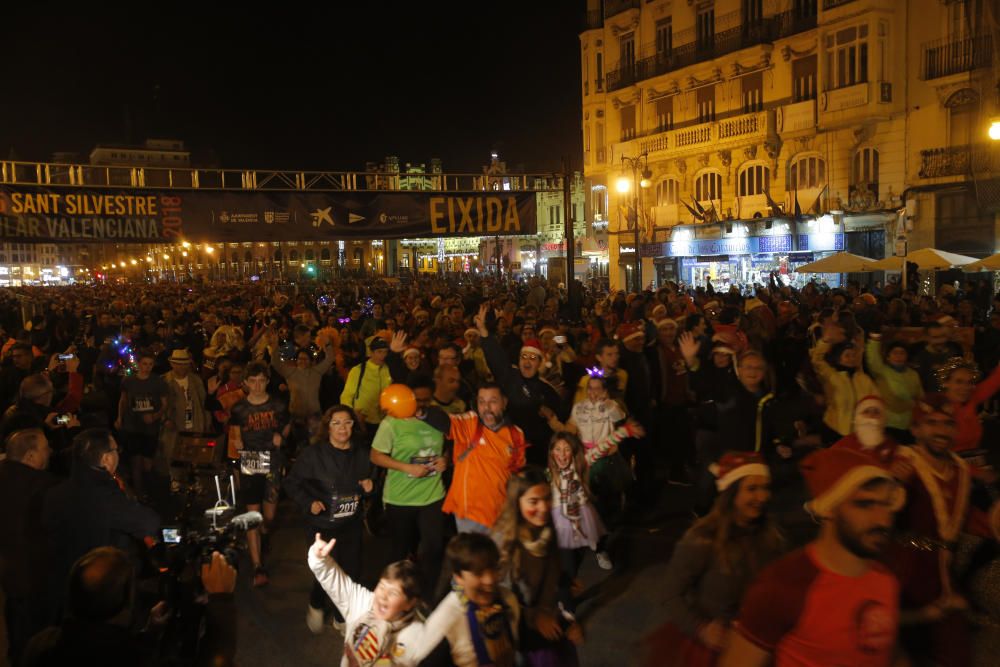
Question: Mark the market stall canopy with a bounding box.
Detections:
[793,251,878,273]
[962,252,1000,271]
[870,248,978,271]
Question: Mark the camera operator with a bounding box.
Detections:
[21,546,238,667]
[42,428,161,620]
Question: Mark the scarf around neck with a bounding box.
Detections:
[453,583,514,667]
[344,607,416,667]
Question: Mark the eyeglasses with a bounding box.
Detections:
[330,419,354,428]
[520,353,541,361]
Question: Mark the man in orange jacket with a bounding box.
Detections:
[421,382,527,534]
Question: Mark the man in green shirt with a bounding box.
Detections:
[370,374,448,593]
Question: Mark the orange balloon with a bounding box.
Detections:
[380,383,417,419]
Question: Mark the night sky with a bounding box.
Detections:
[1,2,583,173]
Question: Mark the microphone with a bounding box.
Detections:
[229,511,264,530]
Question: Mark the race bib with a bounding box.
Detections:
[239,450,272,475]
[132,395,155,413]
[328,493,361,520]
[409,450,438,477]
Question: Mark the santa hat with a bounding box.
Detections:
[854,395,885,420]
[520,339,544,358]
[800,448,905,518]
[538,326,557,338]
[709,452,769,492]
[430,296,443,309]
[616,321,645,343]
[744,298,765,314]
[412,307,429,318]
[710,334,736,356]
[402,346,421,359]
[652,304,668,318]
[910,393,955,426]
[656,318,678,330]
[936,315,957,327]
[464,328,480,338]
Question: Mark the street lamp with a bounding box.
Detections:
[989,116,1000,140]
[618,153,652,293]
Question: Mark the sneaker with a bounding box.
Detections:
[596,551,613,570]
[331,619,346,635]
[253,566,269,588]
[306,606,324,634]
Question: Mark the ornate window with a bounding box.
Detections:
[737,163,770,197]
[655,178,679,206]
[789,154,827,190]
[695,170,723,202]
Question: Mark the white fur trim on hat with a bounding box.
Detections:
[652,304,668,317]
[656,318,678,329]
[402,347,421,358]
[806,465,904,518]
[538,327,557,337]
[520,344,543,358]
[713,463,769,492]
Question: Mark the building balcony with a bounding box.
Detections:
[921,34,992,80]
[614,110,776,160]
[605,4,817,93]
[777,98,817,133]
[919,146,971,179]
[919,144,1000,179]
[604,0,640,19]
[584,9,602,31]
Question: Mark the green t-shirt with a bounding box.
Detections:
[372,416,446,507]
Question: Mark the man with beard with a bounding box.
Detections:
[888,393,1000,666]
[720,447,905,666]
[422,382,527,534]
[474,304,560,467]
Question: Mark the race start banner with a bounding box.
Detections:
[0,186,538,243]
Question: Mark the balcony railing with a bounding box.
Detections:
[919,146,971,179]
[604,0,640,19]
[920,144,1000,178]
[605,5,817,93]
[585,10,602,31]
[626,109,775,156]
[921,34,992,80]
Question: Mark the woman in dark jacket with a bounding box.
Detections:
[284,404,373,633]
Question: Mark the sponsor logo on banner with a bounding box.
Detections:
[310,207,334,227]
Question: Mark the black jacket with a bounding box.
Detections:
[43,464,160,610]
[0,460,55,599]
[481,334,560,466]
[284,440,373,530]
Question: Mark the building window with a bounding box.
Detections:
[353,248,363,265]
[655,96,674,132]
[401,253,410,268]
[789,155,827,190]
[742,71,763,113]
[738,164,770,197]
[655,17,672,60]
[273,249,282,262]
[947,89,979,147]
[695,171,723,202]
[320,247,331,261]
[592,185,608,220]
[620,104,636,140]
[596,52,604,91]
[852,147,879,203]
[697,86,716,123]
[305,248,315,261]
[826,24,869,90]
[620,32,635,70]
[792,55,818,102]
[697,8,715,52]
[655,178,679,206]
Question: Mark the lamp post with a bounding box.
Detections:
[616,153,652,293]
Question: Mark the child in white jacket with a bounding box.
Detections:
[308,533,473,666]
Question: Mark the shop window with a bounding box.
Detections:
[789,155,826,190]
[825,24,869,90]
[655,178,679,206]
[695,171,723,202]
[738,164,769,197]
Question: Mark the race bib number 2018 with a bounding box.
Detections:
[240,450,271,475]
[329,493,360,520]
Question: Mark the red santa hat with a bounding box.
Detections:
[520,339,544,358]
[656,317,678,330]
[709,452,769,492]
[651,304,668,318]
[538,326,557,338]
[402,346,421,359]
[800,448,905,518]
[616,321,645,343]
[854,395,885,420]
